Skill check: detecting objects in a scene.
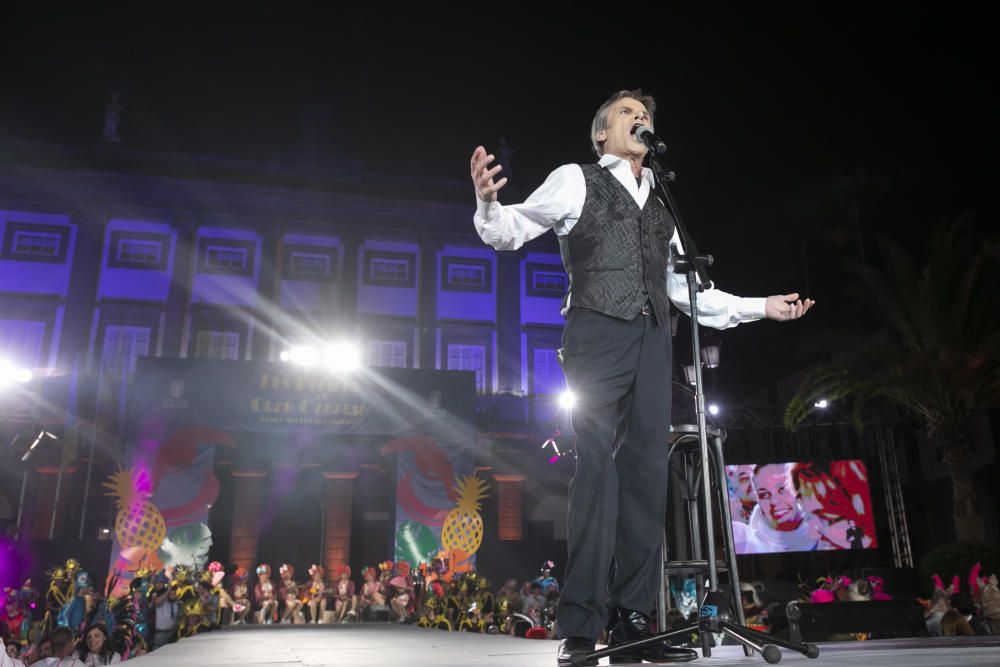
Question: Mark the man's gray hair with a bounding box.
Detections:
[590,89,657,156]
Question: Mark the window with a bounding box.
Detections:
[526,263,568,297]
[195,330,240,360]
[448,264,484,287]
[290,252,331,278]
[367,340,407,368]
[371,257,408,282]
[0,320,45,367]
[13,231,60,257]
[532,348,566,395]
[447,343,486,393]
[532,271,567,292]
[363,250,416,287]
[108,231,170,270]
[197,238,256,276]
[2,222,70,263]
[118,239,161,264]
[205,246,247,271]
[101,326,150,374]
[441,256,491,292]
[282,244,337,282]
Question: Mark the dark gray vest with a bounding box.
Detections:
[558,163,675,323]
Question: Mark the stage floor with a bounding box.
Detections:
[132,624,1000,667]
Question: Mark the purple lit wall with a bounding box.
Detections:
[97,219,175,302]
[189,227,261,306]
[435,245,496,323]
[356,239,419,318]
[0,211,75,297]
[278,232,341,312]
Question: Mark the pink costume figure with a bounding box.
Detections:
[389,561,415,623]
[230,568,251,624]
[357,567,385,620]
[832,575,853,602]
[278,564,302,623]
[254,565,278,624]
[332,565,357,623]
[810,577,835,604]
[868,576,891,601]
[305,565,326,624]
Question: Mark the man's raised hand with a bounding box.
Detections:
[470,146,508,203]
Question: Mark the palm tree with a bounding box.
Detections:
[784,220,1000,542]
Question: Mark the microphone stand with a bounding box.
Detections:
[574,147,820,666]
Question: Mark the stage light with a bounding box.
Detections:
[558,390,576,410]
[708,403,720,416]
[285,345,319,366]
[814,398,829,409]
[323,342,362,373]
[0,358,33,388]
[700,343,721,369]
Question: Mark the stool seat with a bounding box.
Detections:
[664,559,730,576]
[669,423,725,442]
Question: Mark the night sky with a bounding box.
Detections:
[3,5,991,401]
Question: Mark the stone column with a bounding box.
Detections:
[321,472,358,575]
[493,473,526,541]
[229,470,269,571]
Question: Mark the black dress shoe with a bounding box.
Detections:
[557,637,598,667]
[606,609,698,664]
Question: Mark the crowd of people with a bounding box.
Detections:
[0,556,563,665]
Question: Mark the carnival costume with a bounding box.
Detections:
[278,564,303,624]
[331,565,356,623]
[304,565,325,624]
[230,568,251,625]
[357,566,385,622]
[254,564,278,625]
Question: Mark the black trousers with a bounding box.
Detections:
[555,307,672,641]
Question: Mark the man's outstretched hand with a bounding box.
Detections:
[470,146,508,203]
[765,293,815,321]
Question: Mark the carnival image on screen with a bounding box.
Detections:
[725,460,877,555]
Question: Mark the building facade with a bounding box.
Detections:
[0,139,573,581]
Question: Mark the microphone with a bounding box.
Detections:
[631,124,667,155]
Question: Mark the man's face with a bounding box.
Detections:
[754,465,804,531]
[594,98,651,160]
[728,465,755,504]
[39,641,52,658]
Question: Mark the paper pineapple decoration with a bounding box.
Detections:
[440,475,489,555]
[103,467,166,552]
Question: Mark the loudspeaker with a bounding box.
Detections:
[787,600,927,642]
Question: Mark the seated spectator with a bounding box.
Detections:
[941,609,975,637]
[76,623,121,665]
[34,627,85,666]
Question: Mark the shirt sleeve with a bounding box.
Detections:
[473,164,584,250]
[666,228,767,330]
[0,638,25,667]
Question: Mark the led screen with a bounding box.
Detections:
[725,460,877,554]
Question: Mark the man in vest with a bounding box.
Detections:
[470,89,814,665]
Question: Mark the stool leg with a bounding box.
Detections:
[711,434,752,656]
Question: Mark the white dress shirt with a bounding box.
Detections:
[474,153,767,329]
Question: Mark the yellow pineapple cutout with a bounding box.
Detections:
[103,466,167,552]
[440,475,489,556]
